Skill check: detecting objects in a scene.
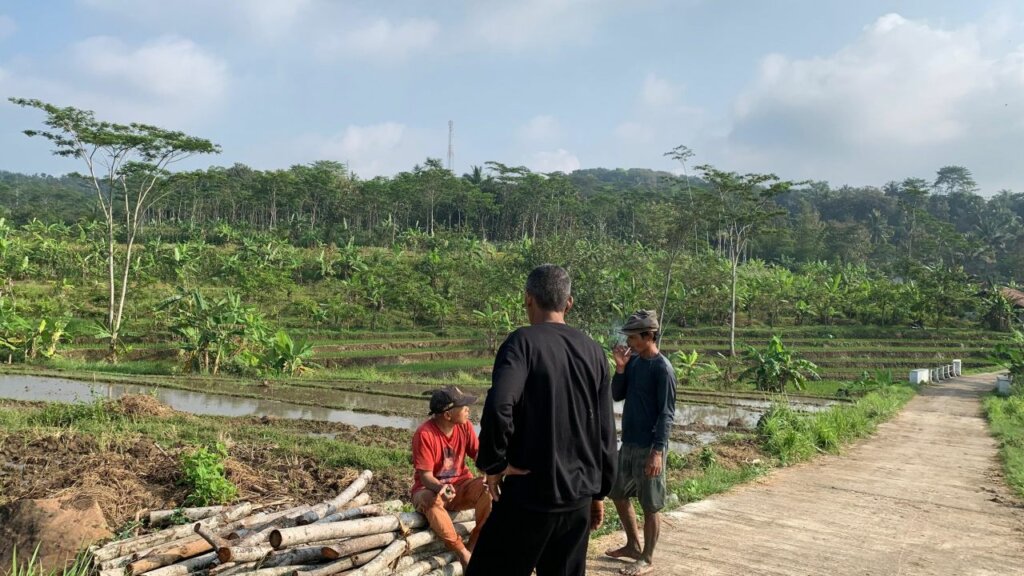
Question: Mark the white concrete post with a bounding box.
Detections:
[910,369,929,385]
[996,375,1012,396]
[952,359,962,377]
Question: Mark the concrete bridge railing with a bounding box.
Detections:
[909,359,961,385]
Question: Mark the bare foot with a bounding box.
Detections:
[605,545,642,560]
[619,559,655,576]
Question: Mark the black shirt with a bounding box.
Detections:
[476,322,616,512]
[612,353,676,452]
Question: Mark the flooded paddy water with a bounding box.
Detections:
[0,374,838,455]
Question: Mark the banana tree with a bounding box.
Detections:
[741,335,819,393]
[261,330,316,376]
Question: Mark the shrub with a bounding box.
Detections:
[180,443,238,506]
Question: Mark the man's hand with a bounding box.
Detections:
[645,450,664,478]
[612,344,632,372]
[439,483,456,504]
[589,499,605,531]
[485,464,530,502]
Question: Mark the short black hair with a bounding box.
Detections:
[525,264,571,312]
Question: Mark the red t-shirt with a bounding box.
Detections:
[411,419,478,496]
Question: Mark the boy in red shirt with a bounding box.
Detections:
[411,386,492,567]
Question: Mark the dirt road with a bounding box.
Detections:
[590,374,1024,575]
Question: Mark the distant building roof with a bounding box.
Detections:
[1001,287,1024,308]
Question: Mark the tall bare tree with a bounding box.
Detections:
[10,98,220,359]
[696,165,794,356]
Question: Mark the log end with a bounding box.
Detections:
[216,547,232,564]
[320,546,340,561]
[269,530,284,550]
[295,511,318,526]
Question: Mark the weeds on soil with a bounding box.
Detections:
[179,443,238,506]
[983,394,1024,498]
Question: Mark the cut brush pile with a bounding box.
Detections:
[91,471,470,576]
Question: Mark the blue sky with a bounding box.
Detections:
[1,1,1022,194]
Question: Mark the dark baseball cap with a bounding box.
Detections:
[620,309,660,335]
[428,386,478,415]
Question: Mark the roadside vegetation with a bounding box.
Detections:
[984,395,1024,498]
[984,329,1024,498]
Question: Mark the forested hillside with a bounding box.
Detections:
[2,161,1021,280]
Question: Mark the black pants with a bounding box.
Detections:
[466,499,591,576]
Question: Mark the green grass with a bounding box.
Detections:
[4,545,92,576]
[757,384,916,464]
[983,393,1024,499]
[674,461,767,503]
[45,358,177,375]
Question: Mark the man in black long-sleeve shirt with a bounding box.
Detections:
[606,309,676,576]
[467,264,617,576]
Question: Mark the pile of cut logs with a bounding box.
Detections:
[90,471,471,576]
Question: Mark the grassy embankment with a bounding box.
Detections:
[983,393,1024,498]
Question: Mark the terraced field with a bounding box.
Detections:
[661,326,1001,381]
[51,325,1002,408]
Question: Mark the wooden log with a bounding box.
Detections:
[127,536,212,575]
[315,494,372,523]
[320,532,399,560]
[194,523,229,550]
[217,544,273,564]
[393,552,457,576]
[210,562,258,576]
[99,569,127,576]
[239,567,320,576]
[226,528,253,541]
[271,510,473,550]
[297,470,373,525]
[94,503,254,562]
[150,507,225,527]
[293,549,381,576]
[344,522,473,576]
[233,506,313,547]
[137,552,218,576]
[99,551,139,571]
[318,501,402,525]
[406,543,449,560]
[421,564,462,576]
[259,545,332,568]
[207,562,236,576]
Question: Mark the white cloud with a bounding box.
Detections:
[641,73,681,108]
[76,0,316,39]
[527,149,581,173]
[466,0,616,51]
[318,18,439,61]
[615,121,655,144]
[518,115,564,144]
[0,15,16,39]
[62,36,228,127]
[241,0,314,38]
[73,36,227,102]
[724,13,1024,191]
